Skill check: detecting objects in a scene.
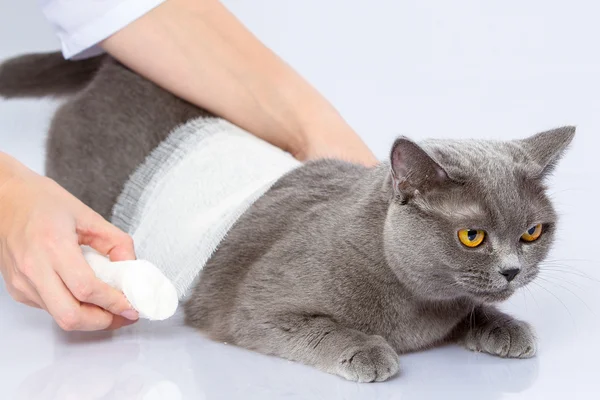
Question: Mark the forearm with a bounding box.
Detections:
[101,0,375,164]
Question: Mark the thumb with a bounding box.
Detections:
[76,209,136,261]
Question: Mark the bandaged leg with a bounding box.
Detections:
[82,246,178,321]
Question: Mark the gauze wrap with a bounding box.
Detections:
[84,118,301,320]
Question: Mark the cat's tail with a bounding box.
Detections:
[0,52,104,99]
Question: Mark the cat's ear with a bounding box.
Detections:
[390,137,451,200]
[519,126,576,177]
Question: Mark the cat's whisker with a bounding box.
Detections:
[523,286,541,312]
[537,268,593,285]
[539,266,599,283]
[546,187,586,197]
[537,272,585,290]
[541,260,598,268]
[543,257,600,265]
[460,273,486,278]
[520,290,528,313]
[530,281,576,325]
[540,263,594,272]
[535,276,595,315]
[468,305,476,336]
[538,267,584,280]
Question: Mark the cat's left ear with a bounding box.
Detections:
[519,126,576,177]
[390,137,451,201]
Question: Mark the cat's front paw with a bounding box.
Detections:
[465,319,537,359]
[335,336,399,382]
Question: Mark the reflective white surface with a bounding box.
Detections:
[1,1,599,399]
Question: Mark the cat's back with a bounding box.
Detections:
[265,159,368,208]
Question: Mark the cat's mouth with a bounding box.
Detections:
[462,286,515,303]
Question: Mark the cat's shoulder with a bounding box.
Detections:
[272,159,368,192]
[240,159,370,223]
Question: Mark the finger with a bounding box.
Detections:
[21,299,43,309]
[22,275,47,309]
[103,315,139,331]
[8,287,42,309]
[18,287,46,309]
[76,210,136,262]
[54,244,139,320]
[5,275,46,309]
[32,263,115,331]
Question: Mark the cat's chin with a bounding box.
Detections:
[467,288,515,303]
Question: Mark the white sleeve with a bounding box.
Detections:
[39,0,166,60]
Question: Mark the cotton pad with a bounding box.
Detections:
[82,246,178,320]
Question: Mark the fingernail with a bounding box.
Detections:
[121,309,139,320]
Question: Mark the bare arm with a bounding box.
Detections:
[101,0,377,166]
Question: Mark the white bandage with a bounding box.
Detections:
[82,246,178,321]
[111,118,301,300]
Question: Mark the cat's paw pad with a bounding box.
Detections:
[467,320,537,358]
[336,337,399,382]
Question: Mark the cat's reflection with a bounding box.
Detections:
[186,339,539,400]
[18,348,183,400]
[16,314,199,400]
[16,314,538,400]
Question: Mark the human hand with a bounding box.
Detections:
[0,154,139,331]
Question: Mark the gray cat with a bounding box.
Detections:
[0,52,574,382]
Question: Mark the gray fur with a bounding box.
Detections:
[7,53,207,219]
[0,52,103,98]
[0,52,574,382]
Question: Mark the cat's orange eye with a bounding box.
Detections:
[521,224,543,242]
[458,229,485,248]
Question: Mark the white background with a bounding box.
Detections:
[1,1,598,399]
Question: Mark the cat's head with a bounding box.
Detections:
[383,127,575,304]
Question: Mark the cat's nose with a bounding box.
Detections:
[500,268,520,282]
